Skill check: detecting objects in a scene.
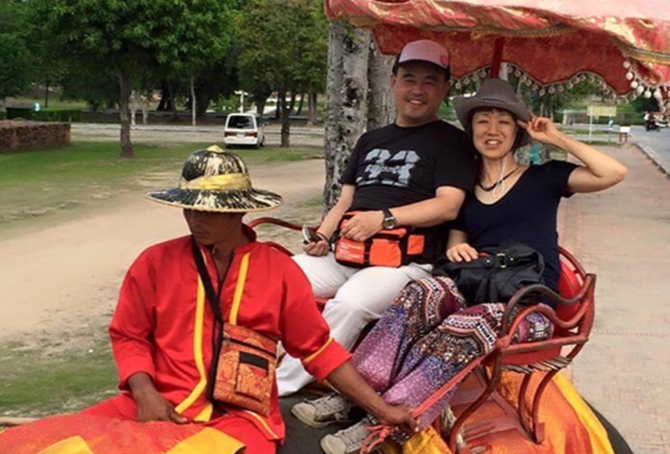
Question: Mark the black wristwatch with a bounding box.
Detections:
[382,208,397,229]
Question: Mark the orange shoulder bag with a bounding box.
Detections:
[191,238,277,416]
[334,212,426,268]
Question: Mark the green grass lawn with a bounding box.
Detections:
[0,338,117,417]
[0,141,324,416]
[0,141,323,234]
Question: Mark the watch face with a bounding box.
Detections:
[383,218,395,229]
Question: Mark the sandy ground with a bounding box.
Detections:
[0,159,325,344]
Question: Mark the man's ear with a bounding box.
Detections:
[440,81,451,99]
[390,74,397,88]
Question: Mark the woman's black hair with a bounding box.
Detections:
[467,106,526,153]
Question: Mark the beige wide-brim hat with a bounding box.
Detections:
[146,145,283,213]
[453,78,532,148]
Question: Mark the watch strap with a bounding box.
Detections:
[382,208,396,229]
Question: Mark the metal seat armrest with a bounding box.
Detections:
[248,217,306,231]
[501,274,596,336]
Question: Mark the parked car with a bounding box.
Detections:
[223,113,266,148]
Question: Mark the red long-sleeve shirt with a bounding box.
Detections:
[109,229,350,441]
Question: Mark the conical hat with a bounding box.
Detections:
[146,145,283,212]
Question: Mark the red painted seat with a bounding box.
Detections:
[248,218,597,452]
[445,248,596,452]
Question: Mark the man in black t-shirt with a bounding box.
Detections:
[277,39,475,397]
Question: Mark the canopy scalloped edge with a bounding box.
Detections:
[451,62,670,104]
[325,0,670,97]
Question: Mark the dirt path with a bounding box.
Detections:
[0,159,325,344]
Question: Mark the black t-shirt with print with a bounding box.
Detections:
[456,160,578,298]
[339,120,476,263]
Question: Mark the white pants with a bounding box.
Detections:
[276,252,431,396]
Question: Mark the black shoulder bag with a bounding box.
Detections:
[433,242,545,305]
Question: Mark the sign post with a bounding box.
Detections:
[587,105,618,143]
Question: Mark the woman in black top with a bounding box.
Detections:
[292,79,627,453]
[446,79,626,294]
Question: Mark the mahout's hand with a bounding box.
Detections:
[377,403,418,435]
[135,388,188,424]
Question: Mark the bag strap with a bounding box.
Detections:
[191,237,224,323]
[190,236,251,325]
[191,237,253,403]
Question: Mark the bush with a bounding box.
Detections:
[6,107,83,122]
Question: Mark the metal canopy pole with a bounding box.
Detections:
[490,38,505,79]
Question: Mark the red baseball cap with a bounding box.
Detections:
[394,39,450,71]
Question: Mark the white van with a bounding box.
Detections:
[223,113,266,148]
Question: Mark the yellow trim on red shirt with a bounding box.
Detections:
[229,253,250,325]
[302,336,334,365]
[193,402,214,422]
[175,278,208,416]
[174,251,251,418]
[243,410,280,439]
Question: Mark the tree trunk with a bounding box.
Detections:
[367,41,395,131]
[168,84,178,121]
[308,91,318,125]
[130,90,139,127]
[275,95,282,120]
[191,76,196,126]
[142,90,150,125]
[279,88,290,147]
[157,84,170,111]
[323,22,371,209]
[117,68,134,158]
[44,83,50,109]
[296,92,305,116]
[288,91,297,115]
[256,98,267,117]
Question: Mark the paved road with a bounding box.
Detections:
[630,126,670,173]
[561,145,670,454]
[71,123,326,147]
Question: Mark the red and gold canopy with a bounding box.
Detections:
[325,0,670,100]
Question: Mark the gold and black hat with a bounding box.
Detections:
[146,145,283,212]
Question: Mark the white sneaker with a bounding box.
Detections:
[320,417,375,454]
[291,393,354,428]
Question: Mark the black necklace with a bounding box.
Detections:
[477,166,521,192]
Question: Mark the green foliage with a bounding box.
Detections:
[629,95,659,114]
[30,0,237,74]
[59,65,120,111]
[28,0,239,155]
[237,0,328,96]
[511,76,600,118]
[0,1,32,99]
